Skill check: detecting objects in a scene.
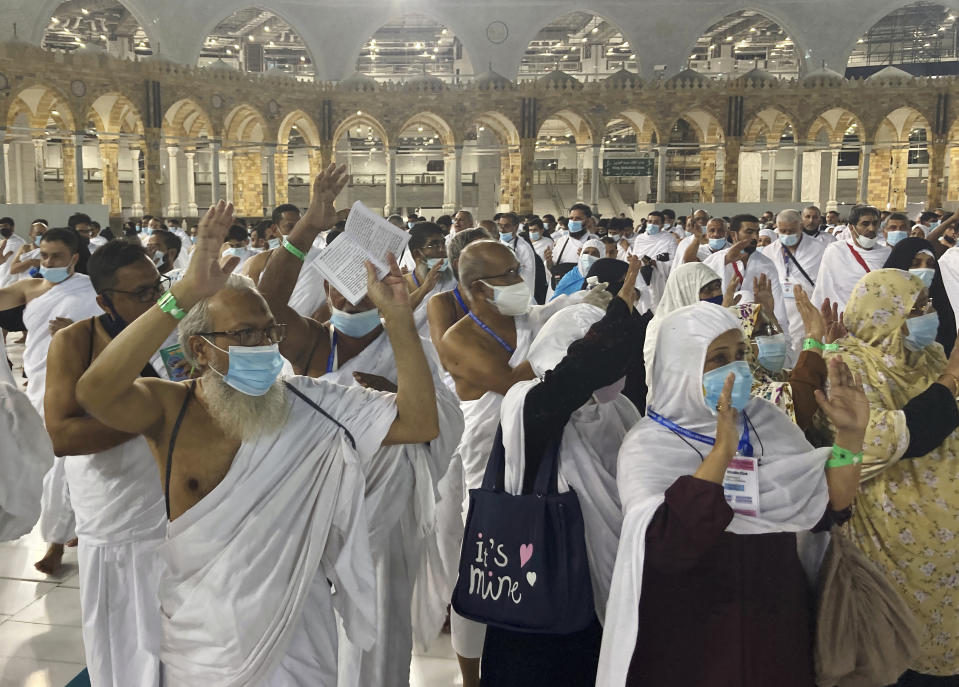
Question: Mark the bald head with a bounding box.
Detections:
[478,219,498,239]
[458,240,517,294]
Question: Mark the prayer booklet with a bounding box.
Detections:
[314,200,410,305]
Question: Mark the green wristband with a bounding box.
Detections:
[157,290,187,321]
[803,338,825,351]
[282,238,306,261]
[826,444,863,469]
[823,342,840,352]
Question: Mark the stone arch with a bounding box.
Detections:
[397,112,456,148]
[471,112,521,149]
[222,104,268,144]
[353,13,474,82]
[163,99,215,141]
[664,110,726,203]
[195,6,318,79]
[807,108,864,145]
[331,113,390,151]
[465,112,522,211]
[872,106,935,208]
[276,109,322,206]
[612,110,661,146]
[6,84,76,132]
[743,108,798,147]
[34,0,157,57]
[331,112,391,212]
[518,10,638,81]
[686,7,804,80]
[87,93,144,136]
[846,2,959,75]
[278,110,320,147]
[536,109,595,146]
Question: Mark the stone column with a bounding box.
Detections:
[264,145,277,212]
[826,148,840,210]
[0,136,7,205]
[576,147,586,201]
[442,145,463,214]
[74,133,85,204]
[590,144,601,214]
[384,146,397,215]
[224,151,235,204]
[518,138,535,214]
[721,137,741,202]
[927,140,947,209]
[274,145,289,206]
[210,141,221,205]
[791,144,804,203]
[766,150,777,203]
[142,129,163,217]
[858,144,872,204]
[130,147,143,216]
[656,145,667,203]
[184,149,198,216]
[452,144,463,211]
[166,145,181,216]
[99,138,121,216]
[33,138,45,203]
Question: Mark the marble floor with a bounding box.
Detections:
[1,336,463,687]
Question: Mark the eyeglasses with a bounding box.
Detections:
[909,300,934,318]
[477,265,523,282]
[197,323,287,346]
[104,275,171,303]
[423,240,447,250]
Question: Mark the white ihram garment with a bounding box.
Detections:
[324,331,464,687]
[597,303,830,687]
[811,239,891,312]
[764,236,826,366]
[0,234,25,287]
[159,376,396,687]
[0,381,54,541]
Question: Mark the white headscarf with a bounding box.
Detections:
[597,302,830,687]
[759,228,777,242]
[643,262,721,394]
[579,239,607,276]
[501,303,640,620]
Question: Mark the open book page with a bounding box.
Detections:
[313,201,410,304]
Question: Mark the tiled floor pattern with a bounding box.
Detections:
[1,336,462,686]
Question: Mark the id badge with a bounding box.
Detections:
[723,456,760,517]
[782,277,796,299]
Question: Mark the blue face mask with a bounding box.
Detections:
[427,257,449,271]
[205,341,284,397]
[407,221,416,230]
[268,238,281,250]
[930,220,941,230]
[703,294,724,305]
[499,232,514,243]
[646,224,661,236]
[886,230,908,247]
[529,231,541,241]
[579,254,599,274]
[567,220,584,234]
[224,247,245,258]
[702,360,753,412]
[708,238,727,252]
[779,232,800,247]
[34,236,43,247]
[609,233,620,241]
[145,227,154,236]
[755,334,787,373]
[40,265,71,284]
[330,306,382,338]
[909,267,935,289]
[904,312,939,352]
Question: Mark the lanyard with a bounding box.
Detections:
[731,261,744,283]
[468,312,514,354]
[647,409,754,457]
[453,286,470,315]
[847,243,871,274]
[326,330,338,374]
[411,270,421,287]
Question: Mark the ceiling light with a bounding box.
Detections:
[99,34,106,40]
[433,47,439,52]
[591,27,598,33]
[430,54,436,60]
[264,26,270,32]
[248,35,254,41]
[726,36,733,42]
[441,29,448,35]
[234,43,240,50]
[300,55,306,62]
[51,17,59,23]
[357,110,363,116]
[478,126,485,131]
[52,109,60,115]
[418,126,424,131]
[269,41,275,47]
[80,7,89,14]
[226,49,232,55]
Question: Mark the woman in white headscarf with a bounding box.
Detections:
[642,262,723,386]
[598,302,869,687]
[479,259,645,687]
[551,238,606,299]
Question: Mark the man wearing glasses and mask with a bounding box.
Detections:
[44,240,176,686]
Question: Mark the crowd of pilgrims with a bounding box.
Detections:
[0,163,957,687]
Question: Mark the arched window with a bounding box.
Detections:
[200,8,314,81]
[689,9,799,80]
[848,2,959,76]
[521,13,635,81]
[358,16,470,82]
[44,0,151,59]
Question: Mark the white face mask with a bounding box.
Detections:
[854,230,878,250]
[481,280,531,316]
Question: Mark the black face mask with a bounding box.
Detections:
[943,234,957,245]
[570,229,587,239]
[0,227,12,239]
[743,242,757,255]
[803,227,818,236]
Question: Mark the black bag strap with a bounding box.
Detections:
[481,423,562,496]
[165,380,196,520]
[784,246,816,287]
[284,381,356,450]
[557,237,571,264]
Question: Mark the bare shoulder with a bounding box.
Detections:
[242,248,272,280]
[22,279,51,302]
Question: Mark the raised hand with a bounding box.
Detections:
[795,286,825,343]
[582,281,612,310]
[687,216,703,240]
[48,317,73,336]
[172,200,237,308]
[713,372,740,458]
[815,356,868,444]
[821,298,847,344]
[722,273,743,307]
[297,164,348,237]
[422,259,445,291]
[618,255,641,311]
[725,239,751,265]
[752,274,776,320]
[365,252,411,319]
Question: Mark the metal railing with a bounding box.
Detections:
[348,172,476,186]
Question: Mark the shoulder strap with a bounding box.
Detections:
[847,242,871,273]
[531,437,562,496]
[165,380,196,520]
[784,247,816,286]
[558,237,571,263]
[86,316,97,367]
[284,380,356,450]
[483,424,507,492]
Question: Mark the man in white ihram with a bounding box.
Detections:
[75,198,440,686]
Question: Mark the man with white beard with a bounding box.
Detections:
[75,199,440,686]
[44,240,171,686]
[258,166,465,686]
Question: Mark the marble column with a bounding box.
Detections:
[384,146,397,215]
[224,151,235,204]
[858,144,871,204]
[766,150,777,203]
[74,134,85,204]
[210,141,221,205]
[791,144,803,203]
[264,145,276,212]
[184,149,198,216]
[166,145,181,216]
[576,147,586,201]
[826,148,840,210]
[33,138,45,203]
[656,145,667,203]
[0,136,7,205]
[442,145,463,214]
[130,147,143,216]
[590,144,601,214]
